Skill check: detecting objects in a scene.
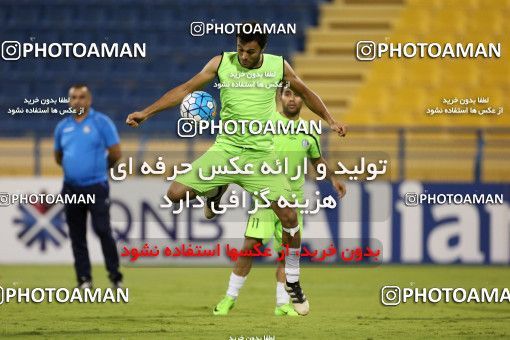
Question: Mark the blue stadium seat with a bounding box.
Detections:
[0,0,321,135]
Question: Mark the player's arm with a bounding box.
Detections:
[107,144,122,168]
[310,156,346,198]
[54,151,63,166]
[126,55,222,127]
[283,60,347,137]
[53,124,63,166]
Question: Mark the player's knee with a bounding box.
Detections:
[167,185,183,203]
[243,237,261,250]
[280,208,298,227]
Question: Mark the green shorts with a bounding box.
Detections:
[174,141,293,201]
[244,207,304,252]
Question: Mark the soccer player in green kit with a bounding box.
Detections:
[213,86,346,316]
[126,22,347,315]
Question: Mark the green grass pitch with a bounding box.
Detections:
[1,265,509,339]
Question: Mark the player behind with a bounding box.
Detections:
[213,85,346,316]
[125,22,347,315]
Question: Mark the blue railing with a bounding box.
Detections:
[25,126,510,181]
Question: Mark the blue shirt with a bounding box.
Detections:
[54,108,119,186]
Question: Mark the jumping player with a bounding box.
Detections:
[126,22,347,315]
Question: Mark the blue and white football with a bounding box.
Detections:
[180,91,217,121]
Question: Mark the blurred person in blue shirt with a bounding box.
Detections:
[54,84,123,289]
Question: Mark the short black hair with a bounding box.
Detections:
[236,21,268,49]
[69,83,89,91]
[278,81,290,96]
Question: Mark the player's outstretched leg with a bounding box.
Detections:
[213,237,258,315]
[204,185,229,219]
[274,260,298,316]
[271,203,309,315]
[167,181,198,203]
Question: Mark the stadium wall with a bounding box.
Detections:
[0,178,508,265]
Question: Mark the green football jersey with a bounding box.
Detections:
[216,52,284,151]
[272,111,322,201]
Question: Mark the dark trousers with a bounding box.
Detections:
[62,181,121,282]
